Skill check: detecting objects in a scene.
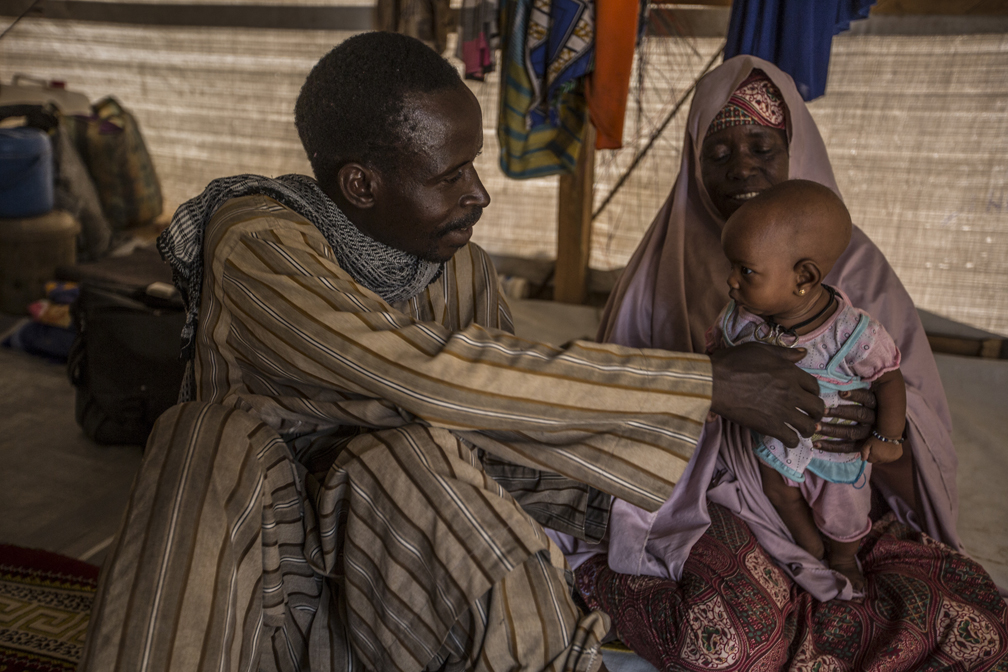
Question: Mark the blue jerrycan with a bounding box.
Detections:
[0,127,54,218]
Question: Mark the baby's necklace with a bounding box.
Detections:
[757,284,837,347]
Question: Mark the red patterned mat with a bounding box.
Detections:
[577,507,1008,671]
[0,544,99,672]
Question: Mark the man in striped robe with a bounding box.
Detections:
[81,32,835,672]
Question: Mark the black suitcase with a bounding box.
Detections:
[64,252,186,446]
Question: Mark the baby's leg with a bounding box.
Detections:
[826,539,864,592]
[758,460,824,560]
[803,468,874,593]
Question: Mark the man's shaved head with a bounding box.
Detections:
[723,179,852,275]
[295,32,465,186]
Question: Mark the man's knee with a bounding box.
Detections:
[81,402,284,672]
[146,401,271,465]
[432,550,608,672]
[323,424,568,671]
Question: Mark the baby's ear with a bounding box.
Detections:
[793,258,822,296]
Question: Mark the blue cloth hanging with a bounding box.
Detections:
[724,0,876,101]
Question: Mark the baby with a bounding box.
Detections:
[707,179,907,591]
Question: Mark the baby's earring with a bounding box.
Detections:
[799,288,806,295]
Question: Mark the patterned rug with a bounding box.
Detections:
[0,544,98,672]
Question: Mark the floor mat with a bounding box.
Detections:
[0,544,98,672]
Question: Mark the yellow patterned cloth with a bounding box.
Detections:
[498,0,594,177]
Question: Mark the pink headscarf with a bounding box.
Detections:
[594,55,961,601]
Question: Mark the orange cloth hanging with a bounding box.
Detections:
[586,0,639,149]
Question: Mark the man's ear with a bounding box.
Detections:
[337,162,378,210]
[794,258,822,296]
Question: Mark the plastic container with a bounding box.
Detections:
[0,210,79,314]
[0,127,54,218]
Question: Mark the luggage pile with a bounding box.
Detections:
[0,76,164,314]
[1,77,181,447]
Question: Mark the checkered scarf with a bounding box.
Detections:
[705,69,787,139]
[157,173,444,361]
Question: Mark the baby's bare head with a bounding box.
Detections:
[722,180,852,276]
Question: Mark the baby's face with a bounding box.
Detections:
[722,221,802,319]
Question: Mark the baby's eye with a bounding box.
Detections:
[740,266,754,275]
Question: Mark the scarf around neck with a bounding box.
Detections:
[157,173,444,361]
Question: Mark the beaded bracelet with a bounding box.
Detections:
[871,430,904,445]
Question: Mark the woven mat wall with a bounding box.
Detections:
[1,20,1005,334]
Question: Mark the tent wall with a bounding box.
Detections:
[808,34,1008,338]
[1,12,1005,335]
[0,19,350,209]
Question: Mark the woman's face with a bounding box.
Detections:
[700,124,789,220]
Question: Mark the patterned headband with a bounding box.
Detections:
[705,69,787,139]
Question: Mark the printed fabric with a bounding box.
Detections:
[576,503,1008,672]
[705,69,787,139]
[525,0,594,128]
[497,0,593,177]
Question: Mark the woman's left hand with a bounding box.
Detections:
[812,388,877,453]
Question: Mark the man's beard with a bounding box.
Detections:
[422,207,483,262]
[441,207,483,236]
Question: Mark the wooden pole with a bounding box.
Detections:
[554,121,596,304]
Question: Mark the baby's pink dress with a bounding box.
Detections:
[708,288,901,542]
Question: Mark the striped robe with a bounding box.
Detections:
[81,195,712,672]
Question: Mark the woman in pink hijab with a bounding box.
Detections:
[571,55,1008,670]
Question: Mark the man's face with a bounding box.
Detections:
[369,86,491,262]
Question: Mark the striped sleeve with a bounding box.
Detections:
[202,199,712,511]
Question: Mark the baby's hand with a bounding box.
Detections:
[861,437,903,464]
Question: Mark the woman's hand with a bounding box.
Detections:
[812,388,877,453]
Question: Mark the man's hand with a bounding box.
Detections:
[709,342,824,447]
